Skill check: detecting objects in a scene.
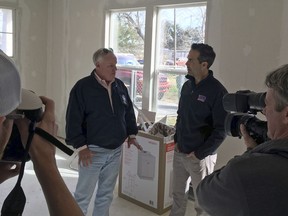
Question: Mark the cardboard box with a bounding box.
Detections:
[119,131,175,215]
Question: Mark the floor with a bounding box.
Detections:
[0,148,196,216]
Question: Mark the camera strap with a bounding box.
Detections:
[34,127,74,156]
[1,121,35,216]
[1,123,74,216]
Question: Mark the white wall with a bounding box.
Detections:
[2,0,288,167]
[0,0,48,94]
[207,0,288,168]
[46,0,106,136]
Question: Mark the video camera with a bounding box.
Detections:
[223,90,269,144]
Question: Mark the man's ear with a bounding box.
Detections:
[95,60,102,69]
[282,106,288,124]
[201,61,208,70]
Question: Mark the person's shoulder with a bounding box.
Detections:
[219,153,249,172]
[69,74,94,95]
[223,152,268,176]
[74,73,94,86]
[114,78,127,89]
[208,75,227,93]
[115,77,124,84]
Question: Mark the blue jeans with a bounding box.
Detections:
[74,145,122,216]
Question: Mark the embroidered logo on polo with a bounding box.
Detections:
[197,94,206,102]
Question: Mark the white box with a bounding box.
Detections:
[119,131,175,215]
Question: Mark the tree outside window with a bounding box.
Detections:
[107,3,207,123]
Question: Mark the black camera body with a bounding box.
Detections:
[16,89,43,122]
[2,89,43,162]
[223,90,269,144]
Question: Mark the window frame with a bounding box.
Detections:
[0,6,16,58]
[105,1,208,114]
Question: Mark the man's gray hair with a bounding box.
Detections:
[92,48,114,66]
[265,64,288,111]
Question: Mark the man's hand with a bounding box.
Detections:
[187,151,199,160]
[78,148,94,167]
[240,124,257,150]
[127,137,143,151]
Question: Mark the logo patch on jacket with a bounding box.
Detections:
[197,94,206,102]
[121,94,128,106]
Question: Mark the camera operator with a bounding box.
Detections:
[196,64,288,216]
[0,50,83,215]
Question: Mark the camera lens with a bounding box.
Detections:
[225,113,268,144]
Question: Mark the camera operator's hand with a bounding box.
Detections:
[29,96,57,163]
[14,96,57,162]
[240,124,258,150]
[15,96,84,215]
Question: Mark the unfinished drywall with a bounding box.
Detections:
[46,0,106,136]
[2,0,287,167]
[208,0,283,93]
[207,0,287,168]
[0,0,48,95]
[47,0,288,167]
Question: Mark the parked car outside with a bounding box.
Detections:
[137,59,144,65]
[115,53,170,100]
[164,57,187,100]
[165,57,187,67]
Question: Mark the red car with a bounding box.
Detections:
[115,53,170,99]
[165,57,187,67]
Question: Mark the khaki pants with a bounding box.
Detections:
[169,150,217,216]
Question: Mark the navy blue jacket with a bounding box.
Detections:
[175,71,227,159]
[65,71,138,149]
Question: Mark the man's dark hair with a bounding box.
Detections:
[191,43,216,69]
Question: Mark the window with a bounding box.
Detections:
[156,4,207,123]
[0,8,14,57]
[108,10,146,103]
[106,3,207,124]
